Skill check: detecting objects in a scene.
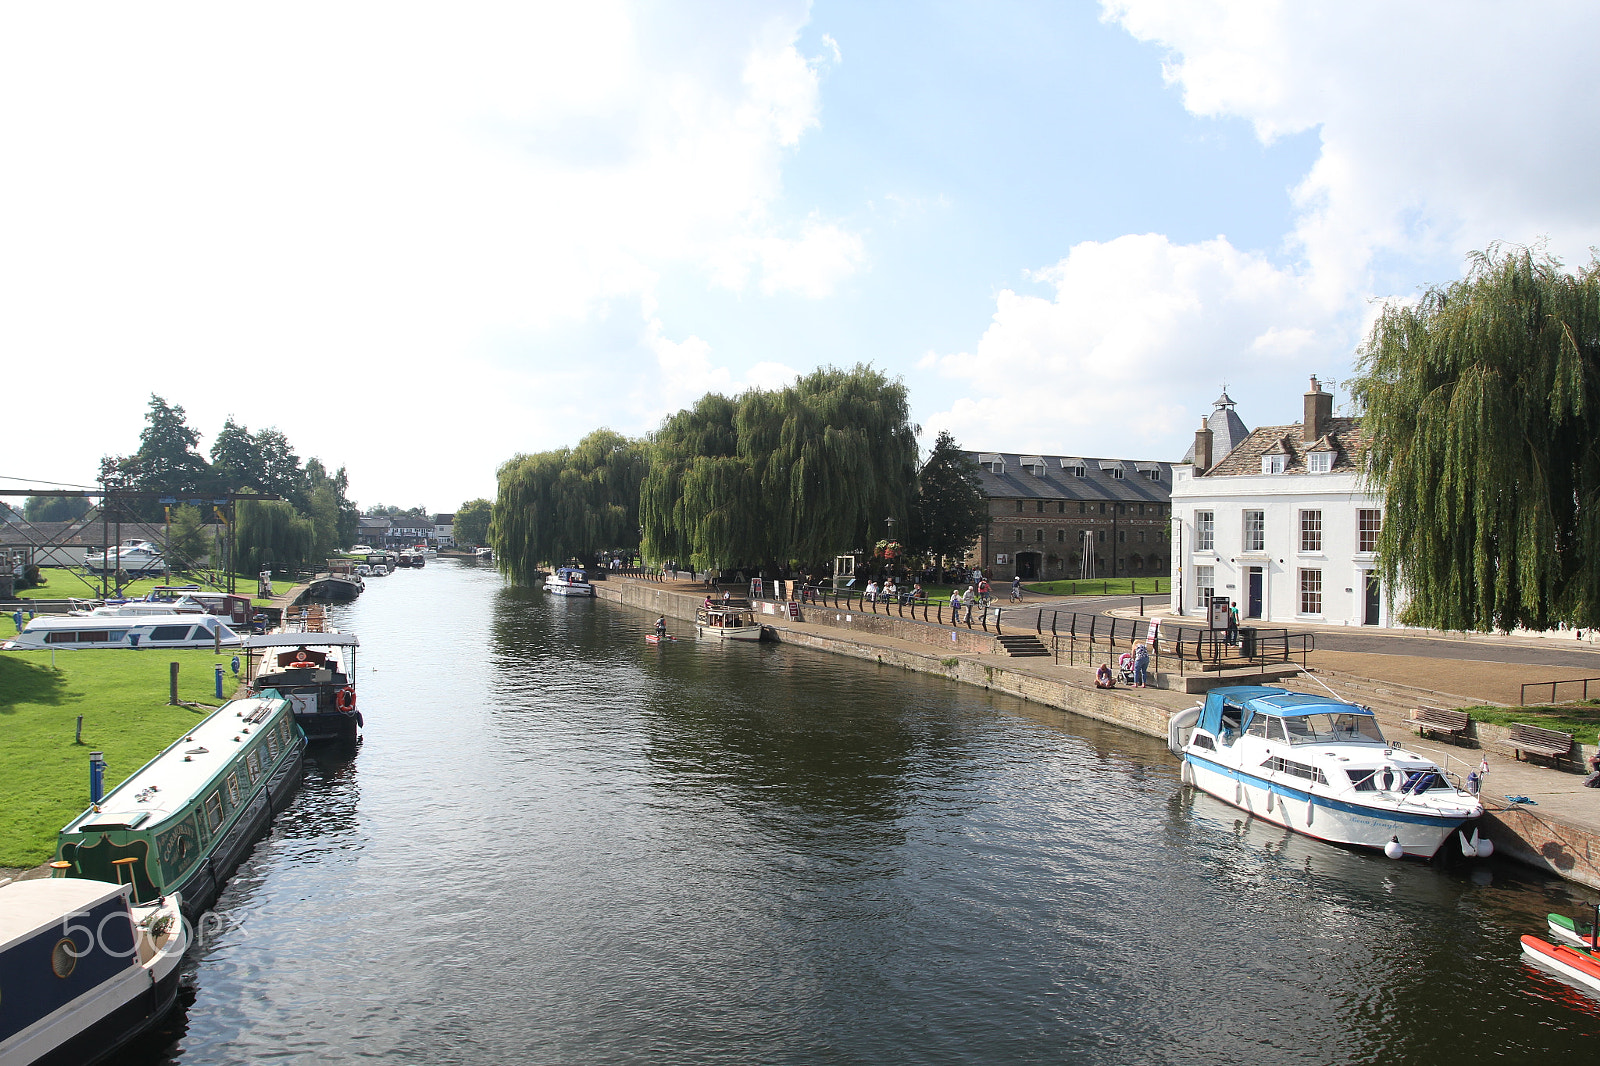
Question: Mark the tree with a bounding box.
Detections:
[236,499,315,574]
[23,495,91,523]
[1350,246,1600,631]
[640,364,918,574]
[908,430,988,568]
[492,429,648,584]
[455,498,492,547]
[133,395,212,495]
[254,427,305,506]
[164,504,214,571]
[210,416,265,491]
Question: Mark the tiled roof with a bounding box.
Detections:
[1201,417,1368,476]
[0,520,166,548]
[1182,398,1252,463]
[965,451,1173,503]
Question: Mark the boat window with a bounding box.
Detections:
[1261,755,1329,785]
[1193,734,1216,751]
[1219,705,1244,742]
[149,625,191,642]
[225,773,241,806]
[264,731,277,759]
[45,631,79,643]
[245,750,261,783]
[1247,715,1285,741]
[1346,769,1377,791]
[204,792,224,831]
[1283,713,1386,745]
[78,630,114,642]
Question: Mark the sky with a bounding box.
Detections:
[4,1,1599,514]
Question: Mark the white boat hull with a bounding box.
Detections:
[1185,755,1470,858]
[696,624,764,641]
[544,582,594,597]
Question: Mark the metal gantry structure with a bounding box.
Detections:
[0,487,279,596]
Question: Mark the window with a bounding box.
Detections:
[204,792,224,831]
[245,750,261,783]
[1118,503,1126,514]
[1138,531,1146,544]
[1243,510,1265,552]
[1138,503,1145,515]
[1099,502,1106,515]
[1097,531,1105,543]
[1118,531,1125,543]
[1036,529,1044,542]
[1196,565,1215,608]
[1079,502,1087,514]
[149,625,191,642]
[1308,451,1332,474]
[1015,500,1024,512]
[45,631,80,643]
[1057,529,1065,542]
[225,773,241,806]
[1195,511,1215,551]
[1299,569,1323,614]
[1262,454,1286,475]
[1110,467,1124,479]
[1036,500,1045,513]
[1299,510,1322,552]
[1057,501,1066,514]
[1358,509,1382,553]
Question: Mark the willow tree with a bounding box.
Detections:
[641,365,918,573]
[1351,247,1600,631]
[236,499,315,574]
[491,429,649,585]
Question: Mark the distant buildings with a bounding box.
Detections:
[963,451,1174,583]
[1169,377,1392,627]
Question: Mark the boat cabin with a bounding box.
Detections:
[2,613,243,651]
[1196,688,1386,749]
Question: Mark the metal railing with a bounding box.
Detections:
[1037,610,1313,673]
[795,584,1010,632]
[1519,676,1600,706]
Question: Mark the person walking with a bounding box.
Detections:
[1010,575,1022,602]
[1132,640,1151,688]
[950,588,962,619]
[961,585,976,624]
[1227,604,1240,647]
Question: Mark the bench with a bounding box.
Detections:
[1501,723,1577,769]
[1412,705,1473,745]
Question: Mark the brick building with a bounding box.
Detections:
[963,452,1175,582]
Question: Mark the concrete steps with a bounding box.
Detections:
[997,634,1051,658]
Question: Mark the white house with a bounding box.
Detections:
[1169,377,1394,627]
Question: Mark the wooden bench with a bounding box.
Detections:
[1501,723,1577,769]
[1412,705,1473,745]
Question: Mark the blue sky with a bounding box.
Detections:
[3,1,1596,512]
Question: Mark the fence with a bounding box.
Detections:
[1036,610,1313,674]
[1519,676,1600,706]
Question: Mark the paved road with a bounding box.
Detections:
[998,595,1600,669]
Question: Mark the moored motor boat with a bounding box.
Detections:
[1522,935,1600,995]
[2,613,244,652]
[1169,685,1485,859]
[0,877,188,1066]
[544,567,594,597]
[84,539,169,577]
[695,600,763,641]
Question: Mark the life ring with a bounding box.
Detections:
[335,687,357,713]
[288,661,317,669]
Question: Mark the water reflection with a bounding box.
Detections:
[116,561,1600,1065]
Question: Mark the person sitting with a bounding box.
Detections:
[1095,663,1115,689]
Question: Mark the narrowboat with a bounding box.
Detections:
[2,614,244,652]
[543,567,594,597]
[245,633,363,744]
[0,876,187,1066]
[306,565,363,601]
[55,696,306,923]
[1169,686,1485,859]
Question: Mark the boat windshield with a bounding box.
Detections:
[1282,712,1386,745]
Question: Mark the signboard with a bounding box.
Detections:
[788,601,800,620]
[995,553,1009,564]
[1209,596,1231,631]
[1147,617,1161,643]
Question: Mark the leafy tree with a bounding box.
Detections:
[908,430,988,568]
[492,429,648,583]
[210,416,265,491]
[1351,246,1600,631]
[254,427,305,506]
[641,364,917,574]
[455,498,492,547]
[23,495,91,523]
[133,395,212,495]
[236,499,315,574]
[164,504,214,571]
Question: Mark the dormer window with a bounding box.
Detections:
[977,453,1004,474]
[1262,454,1286,475]
[1099,460,1126,480]
[1110,467,1124,479]
[1135,462,1162,482]
[1020,455,1046,476]
[1060,458,1087,477]
[1307,451,1332,474]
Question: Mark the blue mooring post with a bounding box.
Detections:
[89,752,106,804]
[215,665,225,700]
[11,609,21,633]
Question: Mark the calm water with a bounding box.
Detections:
[127,560,1600,1064]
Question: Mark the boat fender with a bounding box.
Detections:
[336,687,357,713]
[355,711,364,728]
[1384,836,1404,860]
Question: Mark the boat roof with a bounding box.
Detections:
[244,632,359,648]
[24,612,232,631]
[60,696,291,835]
[1205,685,1374,719]
[0,878,128,952]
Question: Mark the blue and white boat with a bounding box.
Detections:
[1168,686,1485,859]
[0,876,187,1066]
[543,567,594,597]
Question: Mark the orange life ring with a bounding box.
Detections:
[336,687,357,713]
[288,661,316,669]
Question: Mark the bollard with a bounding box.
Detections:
[169,662,180,705]
[89,752,105,804]
[11,609,21,633]
[215,665,225,700]
[75,716,83,745]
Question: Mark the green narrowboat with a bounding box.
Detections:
[55,696,306,923]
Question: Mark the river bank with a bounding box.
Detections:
[598,573,1600,892]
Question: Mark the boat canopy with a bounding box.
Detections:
[243,633,359,648]
[1197,686,1374,738]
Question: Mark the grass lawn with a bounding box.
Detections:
[11,570,274,606]
[1023,577,1170,597]
[1461,701,1600,746]
[0,648,241,868]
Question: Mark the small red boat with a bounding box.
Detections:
[1521,935,1600,994]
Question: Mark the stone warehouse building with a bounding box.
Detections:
[963,452,1175,583]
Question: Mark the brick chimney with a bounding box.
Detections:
[1193,417,1213,474]
[1303,375,1332,442]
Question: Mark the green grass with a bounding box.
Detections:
[0,649,241,868]
[1461,702,1600,746]
[11,570,272,605]
[1023,577,1170,597]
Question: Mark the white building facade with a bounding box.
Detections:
[1169,378,1396,628]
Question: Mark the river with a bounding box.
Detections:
[125,560,1600,1064]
